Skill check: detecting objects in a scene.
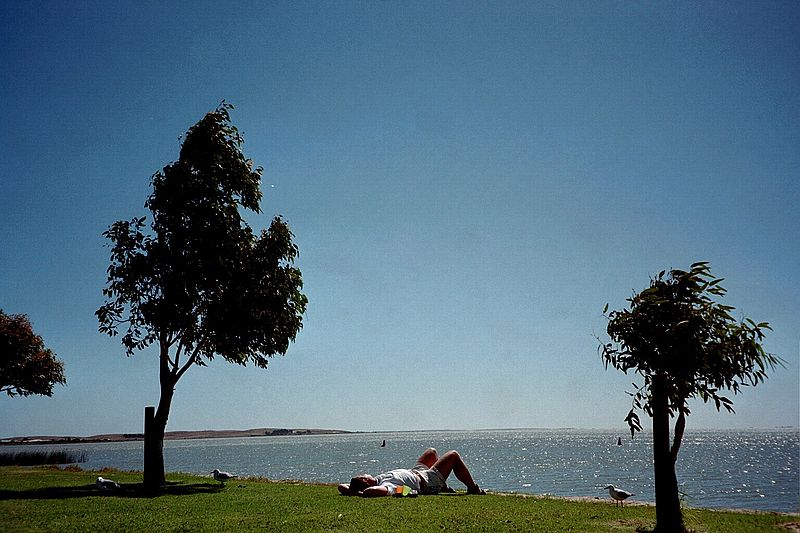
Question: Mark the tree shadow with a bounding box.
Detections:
[0,480,224,501]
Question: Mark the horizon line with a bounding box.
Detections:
[3,425,798,442]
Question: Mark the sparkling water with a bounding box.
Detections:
[5,428,797,513]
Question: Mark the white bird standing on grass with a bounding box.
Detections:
[96,476,121,491]
[212,468,238,485]
[604,484,633,506]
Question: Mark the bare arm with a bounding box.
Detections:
[360,486,390,497]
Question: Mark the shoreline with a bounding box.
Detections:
[5,466,799,519]
[0,427,353,446]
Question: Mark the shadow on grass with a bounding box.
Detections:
[0,480,225,501]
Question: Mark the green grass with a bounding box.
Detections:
[0,467,796,532]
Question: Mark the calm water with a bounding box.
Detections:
[6,429,798,513]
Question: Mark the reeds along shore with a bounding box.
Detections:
[0,450,87,466]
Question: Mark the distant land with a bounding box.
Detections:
[0,428,352,446]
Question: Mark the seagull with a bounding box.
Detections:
[604,485,633,506]
[96,476,121,491]
[212,468,238,484]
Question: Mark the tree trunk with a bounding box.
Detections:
[143,349,177,488]
[144,385,174,487]
[652,380,684,532]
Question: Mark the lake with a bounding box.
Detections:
[5,428,797,513]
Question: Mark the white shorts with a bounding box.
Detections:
[412,464,447,494]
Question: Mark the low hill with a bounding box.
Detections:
[1,428,351,445]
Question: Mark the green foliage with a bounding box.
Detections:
[601,262,781,438]
[97,102,308,485]
[1,468,794,533]
[0,310,66,397]
[96,101,307,370]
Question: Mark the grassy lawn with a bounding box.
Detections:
[0,467,796,532]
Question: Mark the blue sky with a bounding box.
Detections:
[1,2,797,438]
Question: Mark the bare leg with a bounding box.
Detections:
[416,447,438,468]
[431,451,482,492]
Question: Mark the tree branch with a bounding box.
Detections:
[172,340,185,373]
[158,342,173,387]
[670,410,686,464]
[175,344,202,382]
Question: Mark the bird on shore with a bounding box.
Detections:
[604,484,633,506]
[96,476,121,491]
[212,468,238,485]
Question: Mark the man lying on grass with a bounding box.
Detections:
[338,448,486,497]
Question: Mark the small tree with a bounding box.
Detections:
[0,310,66,397]
[600,262,781,533]
[97,102,307,487]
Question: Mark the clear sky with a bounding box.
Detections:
[1,2,797,438]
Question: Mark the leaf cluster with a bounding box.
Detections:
[600,262,782,435]
[0,310,66,397]
[96,102,307,372]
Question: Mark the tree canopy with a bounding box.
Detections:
[97,102,307,371]
[0,310,66,397]
[601,262,780,436]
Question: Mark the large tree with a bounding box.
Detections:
[0,310,66,397]
[600,262,781,533]
[97,103,307,487]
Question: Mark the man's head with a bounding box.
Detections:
[348,474,377,494]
